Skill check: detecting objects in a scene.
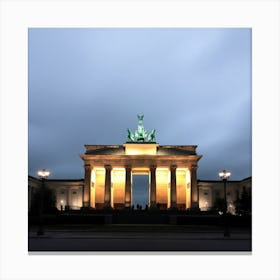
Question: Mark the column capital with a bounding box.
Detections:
[150,165,157,171]
[104,164,112,171]
[170,165,177,171]
[191,164,197,170]
[125,165,132,170]
[84,164,92,170]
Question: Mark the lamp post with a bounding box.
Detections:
[60,200,64,211]
[219,170,231,237]
[37,169,50,235]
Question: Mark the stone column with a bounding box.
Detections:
[197,182,200,209]
[125,165,132,208]
[150,165,157,208]
[104,165,112,208]
[83,164,91,207]
[91,179,95,209]
[170,165,177,209]
[191,165,199,209]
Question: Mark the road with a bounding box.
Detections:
[28,230,251,251]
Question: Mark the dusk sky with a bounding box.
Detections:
[28,28,251,184]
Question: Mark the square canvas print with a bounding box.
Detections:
[28,28,252,252]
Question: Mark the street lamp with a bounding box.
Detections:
[37,169,50,235]
[219,170,231,237]
[60,200,64,211]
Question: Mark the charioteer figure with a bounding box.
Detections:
[127,115,156,143]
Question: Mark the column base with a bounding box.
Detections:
[149,202,158,209]
[80,206,95,212]
[149,205,159,211]
[191,202,199,208]
[103,203,113,210]
[170,202,177,210]
[168,207,178,211]
[189,206,201,213]
[83,202,90,207]
[124,202,131,208]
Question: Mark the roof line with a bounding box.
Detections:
[28,175,84,182]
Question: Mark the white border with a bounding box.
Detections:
[0,0,279,280]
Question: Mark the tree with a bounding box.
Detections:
[30,187,58,215]
[234,187,251,215]
[213,197,225,213]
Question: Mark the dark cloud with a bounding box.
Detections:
[28,28,251,181]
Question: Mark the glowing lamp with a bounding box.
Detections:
[37,169,50,178]
[219,170,231,180]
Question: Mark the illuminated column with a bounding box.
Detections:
[90,169,96,208]
[170,165,177,209]
[186,169,191,209]
[125,165,132,208]
[191,165,199,208]
[150,165,157,208]
[83,164,91,207]
[197,184,200,209]
[167,184,171,208]
[104,165,112,208]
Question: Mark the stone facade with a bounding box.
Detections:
[197,177,251,213]
[28,175,252,212]
[79,143,202,210]
[28,177,84,211]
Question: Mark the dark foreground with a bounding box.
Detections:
[28,225,251,252]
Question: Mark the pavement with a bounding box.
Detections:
[28,225,252,252]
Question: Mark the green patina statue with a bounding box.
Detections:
[127,129,135,142]
[147,129,156,142]
[127,115,156,142]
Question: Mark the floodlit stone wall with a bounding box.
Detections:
[28,175,251,212]
[197,178,252,214]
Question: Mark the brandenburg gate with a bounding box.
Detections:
[80,116,202,210]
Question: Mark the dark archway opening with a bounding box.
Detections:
[132,175,149,209]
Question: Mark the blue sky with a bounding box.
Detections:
[28,28,251,183]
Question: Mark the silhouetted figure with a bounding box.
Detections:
[145,204,148,211]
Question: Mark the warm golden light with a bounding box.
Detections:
[91,169,96,183]
[112,168,125,205]
[219,170,231,179]
[176,169,187,207]
[90,175,95,208]
[132,168,150,175]
[94,168,105,205]
[156,169,169,205]
[124,143,159,155]
[112,168,125,183]
[37,169,50,178]
[186,169,191,209]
